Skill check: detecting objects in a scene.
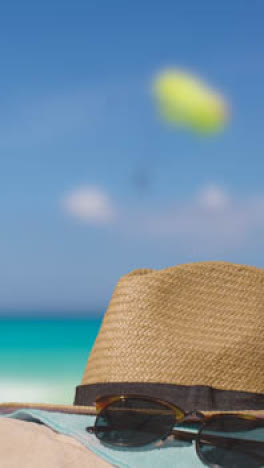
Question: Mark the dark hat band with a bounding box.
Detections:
[74,382,264,412]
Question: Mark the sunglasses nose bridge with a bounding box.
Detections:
[182,410,204,423]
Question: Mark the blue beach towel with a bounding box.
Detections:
[0,409,205,467]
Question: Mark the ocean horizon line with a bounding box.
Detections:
[0,309,105,319]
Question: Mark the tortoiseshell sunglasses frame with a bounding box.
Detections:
[87,394,264,467]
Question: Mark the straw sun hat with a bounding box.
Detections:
[1,261,264,417]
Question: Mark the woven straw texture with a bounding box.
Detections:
[82,262,264,394]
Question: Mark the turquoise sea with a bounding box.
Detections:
[0,318,102,405]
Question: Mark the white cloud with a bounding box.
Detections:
[197,184,229,210]
[138,184,264,249]
[62,186,115,224]
[61,183,264,252]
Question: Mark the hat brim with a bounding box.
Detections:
[0,402,96,415]
[0,401,263,418]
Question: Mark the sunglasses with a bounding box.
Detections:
[86,394,264,468]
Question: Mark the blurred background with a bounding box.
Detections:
[0,0,264,404]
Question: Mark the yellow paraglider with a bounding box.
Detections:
[153,69,229,134]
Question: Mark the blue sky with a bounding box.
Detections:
[1,0,264,314]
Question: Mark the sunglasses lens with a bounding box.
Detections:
[198,415,264,468]
[95,397,175,446]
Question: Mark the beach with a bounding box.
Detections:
[0,318,101,405]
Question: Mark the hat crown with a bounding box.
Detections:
[82,261,264,395]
